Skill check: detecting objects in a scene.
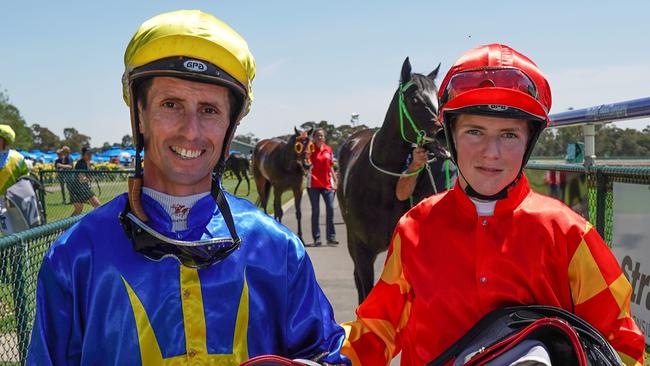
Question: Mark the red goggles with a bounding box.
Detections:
[440,68,540,108]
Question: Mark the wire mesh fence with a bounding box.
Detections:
[37,169,132,223]
[525,163,650,245]
[0,217,80,364]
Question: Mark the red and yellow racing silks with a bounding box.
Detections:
[341,175,644,366]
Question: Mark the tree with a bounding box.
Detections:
[61,127,91,152]
[31,124,61,151]
[121,134,133,148]
[233,132,259,145]
[0,88,33,150]
[298,120,369,156]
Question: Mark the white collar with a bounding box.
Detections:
[469,197,496,216]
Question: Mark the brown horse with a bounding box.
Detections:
[252,127,314,240]
[337,58,453,303]
[225,153,251,196]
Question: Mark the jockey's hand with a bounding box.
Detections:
[408,147,427,172]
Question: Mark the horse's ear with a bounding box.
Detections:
[428,63,441,80]
[294,127,299,136]
[400,57,412,84]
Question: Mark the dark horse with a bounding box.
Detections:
[337,58,453,303]
[225,153,251,196]
[252,127,314,240]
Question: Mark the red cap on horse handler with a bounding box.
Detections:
[438,43,552,200]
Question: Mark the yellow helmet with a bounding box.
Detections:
[123,9,256,149]
[0,125,16,144]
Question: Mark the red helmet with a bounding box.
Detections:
[438,43,552,126]
[438,44,553,200]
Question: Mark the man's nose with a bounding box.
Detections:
[179,111,201,139]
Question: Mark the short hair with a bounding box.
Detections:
[81,147,91,156]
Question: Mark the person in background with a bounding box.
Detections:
[54,145,73,204]
[0,124,30,233]
[341,43,644,365]
[543,169,566,200]
[69,147,100,216]
[0,124,29,196]
[307,128,338,246]
[395,141,456,204]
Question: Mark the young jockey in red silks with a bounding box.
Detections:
[341,44,645,366]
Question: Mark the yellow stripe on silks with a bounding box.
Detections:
[618,351,642,366]
[608,273,633,319]
[341,324,362,366]
[123,268,250,365]
[180,266,208,362]
[380,234,411,295]
[123,277,165,365]
[230,270,250,361]
[397,300,412,332]
[585,221,593,233]
[568,239,608,305]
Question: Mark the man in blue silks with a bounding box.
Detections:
[27,10,349,365]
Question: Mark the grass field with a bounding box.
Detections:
[41,175,296,224]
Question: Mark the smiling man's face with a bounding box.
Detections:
[453,114,530,197]
[138,76,231,196]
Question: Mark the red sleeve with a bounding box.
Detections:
[341,227,413,366]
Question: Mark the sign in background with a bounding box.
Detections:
[611,182,650,345]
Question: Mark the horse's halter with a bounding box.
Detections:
[398,80,439,147]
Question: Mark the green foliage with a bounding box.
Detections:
[61,127,91,152]
[121,134,133,148]
[31,124,61,151]
[0,89,32,150]
[298,120,369,155]
[234,133,259,145]
[532,124,650,158]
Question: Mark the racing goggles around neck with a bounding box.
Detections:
[440,67,540,106]
[120,182,241,269]
[294,141,315,154]
[121,212,241,268]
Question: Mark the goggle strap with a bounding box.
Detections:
[211,180,241,245]
[127,176,149,222]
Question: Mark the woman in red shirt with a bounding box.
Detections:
[307,128,338,246]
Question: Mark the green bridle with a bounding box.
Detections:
[398,80,427,146]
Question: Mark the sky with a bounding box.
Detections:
[1,1,650,147]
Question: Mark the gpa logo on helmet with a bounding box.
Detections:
[488,104,509,112]
[183,60,207,72]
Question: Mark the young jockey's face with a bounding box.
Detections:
[138,77,231,195]
[453,114,529,197]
